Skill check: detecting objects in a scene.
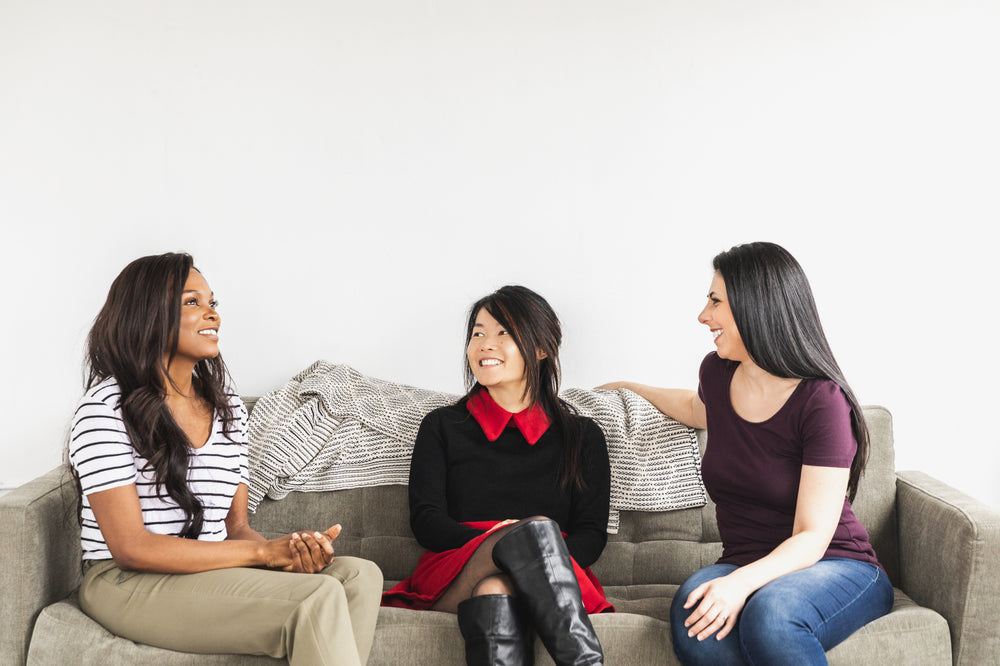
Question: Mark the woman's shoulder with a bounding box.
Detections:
[795,376,852,415]
[565,411,606,444]
[76,376,123,412]
[69,377,133,462]
[421,400,471,426]
[224,388,248,412]
[790,378,856,460]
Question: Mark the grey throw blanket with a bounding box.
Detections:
[247,362,706,532]
[560,387,707,531]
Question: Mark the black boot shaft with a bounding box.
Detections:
[492,519,604,666]
[458,594,534,666]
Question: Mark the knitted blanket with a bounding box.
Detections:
[561,387,707,531]
[247,361,456,511]
[247,362,706,532]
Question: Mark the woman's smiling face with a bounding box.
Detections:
[698,272,748,363]
[171,269,221,366]
[467,307,527,395]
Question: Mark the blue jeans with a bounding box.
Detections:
[670,558,893,665]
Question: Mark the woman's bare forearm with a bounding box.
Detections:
[597,382,706,429]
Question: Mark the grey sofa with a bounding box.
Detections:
[3,403,998,665]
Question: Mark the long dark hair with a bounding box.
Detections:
[713,242,869,501]
[462,285,584,489]
[82,252,235,538]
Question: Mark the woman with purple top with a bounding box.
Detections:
[599,242,892,665]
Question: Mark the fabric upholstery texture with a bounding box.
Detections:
[0,468,81,666]
[896,470,1000,664]
[3,405,995,665]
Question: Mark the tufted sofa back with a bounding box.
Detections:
[246,402,900,593]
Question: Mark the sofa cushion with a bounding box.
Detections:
[824,592,951,664]
[28,595,281,665]
[30,587,950,666]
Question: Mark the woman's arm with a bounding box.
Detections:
[217,398,339,572]
[89,482,337,574]
[597,382,707,430]
[682,464,849,641]
[408,412,486,552]
[221,483,268,543]
[564,419,611,568]
[224,482,340,573]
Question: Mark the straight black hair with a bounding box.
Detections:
[713,242,869,501]
[462,285,584,489]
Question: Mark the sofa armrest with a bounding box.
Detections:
[896,470,1000,666]
[0,466,82,666]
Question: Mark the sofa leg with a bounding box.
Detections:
[492,519,603,666]
[457,594,534,666]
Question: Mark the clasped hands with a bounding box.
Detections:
[264,524,342,573]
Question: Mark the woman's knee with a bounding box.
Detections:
[669,565,743,665]
[670,607,744,666]
[740,594,807,638]
[670,564,737,622]
[669,578,708,660]
[327,556,383,591]
[352,556,384,587]
[516,515,551,526]
[471,573,515,597]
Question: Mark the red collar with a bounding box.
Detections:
[466,389,551,445]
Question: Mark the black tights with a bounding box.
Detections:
[431,516,548,614]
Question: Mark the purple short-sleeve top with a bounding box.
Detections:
[697,352,881,569]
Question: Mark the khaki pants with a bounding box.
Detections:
[79,556,383,666]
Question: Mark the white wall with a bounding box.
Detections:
[2,1,997,509]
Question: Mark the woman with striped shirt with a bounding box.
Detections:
[68,252,382,666]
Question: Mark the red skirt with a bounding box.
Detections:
[381,520,614,614]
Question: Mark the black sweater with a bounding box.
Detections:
[408,401,611,568]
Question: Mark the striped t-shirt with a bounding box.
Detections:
[69,377,250,561]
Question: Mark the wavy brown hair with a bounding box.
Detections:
[82,252,235,538]
[462,285,585,489]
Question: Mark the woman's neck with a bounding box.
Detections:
[734,359,801,396]
[485,384,533,414]
[162,358,198,400]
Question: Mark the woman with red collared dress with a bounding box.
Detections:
[382,285,612,666]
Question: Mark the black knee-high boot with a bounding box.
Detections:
[457,594,535,666]
[491,519,604,666]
